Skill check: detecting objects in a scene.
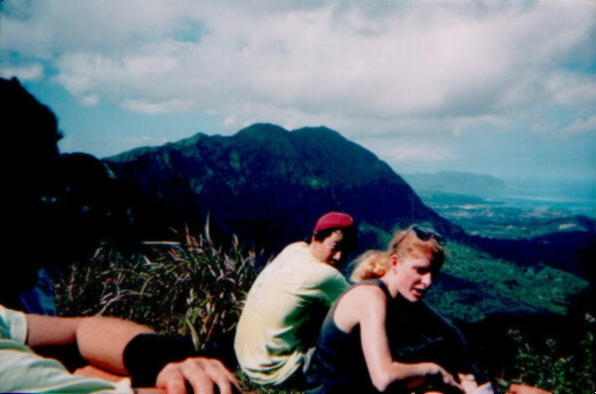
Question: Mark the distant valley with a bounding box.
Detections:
[402,171,596,239]
[402,171,596,283]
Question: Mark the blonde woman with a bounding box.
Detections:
[306,226,494,394]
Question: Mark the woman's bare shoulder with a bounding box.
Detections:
[342,283,388,307]
[352,282,386,295]
[335,282,388,332]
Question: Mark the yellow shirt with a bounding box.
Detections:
[234,242,350,386]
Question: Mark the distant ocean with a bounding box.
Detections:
[491,178,596,218]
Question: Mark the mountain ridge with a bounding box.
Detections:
[106,123,466,255]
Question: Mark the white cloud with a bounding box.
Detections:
[0,63,44,81]
[544,72,596,107]
[80,94,100,107]
[121,98,193,114]
[565,116,596,135]
[2,0,594,141]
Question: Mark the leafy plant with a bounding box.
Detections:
[55,226,258,346]
[501,313,595,394]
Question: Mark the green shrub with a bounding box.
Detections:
[55,228,258,345]
[502,313,595,394]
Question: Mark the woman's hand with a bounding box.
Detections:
[458,373,479,393]
[412,363,464,393]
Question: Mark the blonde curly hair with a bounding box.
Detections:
[350,226,445,282]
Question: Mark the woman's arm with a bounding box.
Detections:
[335,285,463,392]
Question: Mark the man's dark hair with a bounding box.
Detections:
[311,226,358,253]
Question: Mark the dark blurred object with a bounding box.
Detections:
[38,152,134,266]
[0,77,136,313]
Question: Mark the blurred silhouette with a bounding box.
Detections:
[0,77,134,314]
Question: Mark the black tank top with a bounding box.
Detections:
[306,279,482,393]
[306,279,386,394]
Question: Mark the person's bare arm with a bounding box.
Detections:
[337,285,463,393]
[26,313,239,393]
[76,315,155,374]
[26,314,85,348]
[75,316,241,392]
[26,313,154,374]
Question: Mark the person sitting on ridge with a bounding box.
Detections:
[234,211,357,390]
[0,77,135,316]
[305,224,494,394]
[0,303,240,393]
[0,76,240,394]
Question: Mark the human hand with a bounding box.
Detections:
[456,373,495,394]
[155,357,241,394]
[470,382,494,394]
[422,363,465,394]
[458,373,478,393]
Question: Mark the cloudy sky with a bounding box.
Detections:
[1,1,595,194]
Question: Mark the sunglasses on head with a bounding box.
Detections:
[392,226,446,250]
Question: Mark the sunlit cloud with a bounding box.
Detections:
[121,98,193,114]
[3,1,593,139]
[0,63,44,81]
[545,72,596,107]
[80,94,100,107]
[565,116,596,135]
